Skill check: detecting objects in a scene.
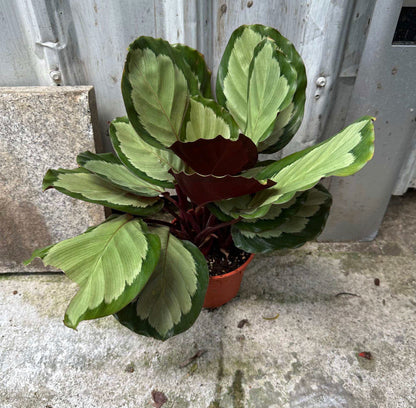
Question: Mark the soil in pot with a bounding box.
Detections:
[206,243,250,277]
[203,242,254,309]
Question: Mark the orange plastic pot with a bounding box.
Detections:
[203,253,255,309]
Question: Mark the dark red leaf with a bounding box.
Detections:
[170,134,258,176]
[172,171,275,205]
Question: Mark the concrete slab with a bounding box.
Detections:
[0,192,415,407]
[0,87,105,273]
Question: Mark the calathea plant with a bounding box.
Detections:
[26,25,374,340]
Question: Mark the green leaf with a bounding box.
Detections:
[214,196,272,221]
[114,227,209,341]
[216,24,304,147]
[235,191,308,232]
[245,39,297,144]
[24,243,55,266]
[77,151,164,196]
[180,95,240,142]
[33,215,161,328]
[43,167,163,216]
[207,162,277,221]
[122,36,199,149]
[250,116,375,209]
[232,185,332,253]
[216,25,264,131]
[256,27,307,153]
[173,43,212,98]
[109,117,186,188]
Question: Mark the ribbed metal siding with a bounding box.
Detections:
[1,0,414,240]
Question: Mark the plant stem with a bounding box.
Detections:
[163,201,180,220]
[194,217,241,245]
[143,218,173,228]
[162,192,179,208]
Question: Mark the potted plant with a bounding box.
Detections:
[26,24,374,341]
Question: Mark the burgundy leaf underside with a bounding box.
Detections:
[172,172,276,205]
[170,134,258,176]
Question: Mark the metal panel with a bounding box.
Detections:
[1,0,414,240]
[320,0,416,240]
[1,0,361,153]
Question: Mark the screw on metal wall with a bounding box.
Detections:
[49,70,62,84]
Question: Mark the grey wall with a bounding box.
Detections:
[1,0,415,240]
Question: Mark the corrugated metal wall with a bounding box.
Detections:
[1,0,415,240]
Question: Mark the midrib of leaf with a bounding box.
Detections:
[246,46,274,138]
[159,231,171,297]
[84,217,132,292]
[130,55,187,142]
[140,143,179,171]
[157,234,191,302]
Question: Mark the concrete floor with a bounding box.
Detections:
[1,192,415,407]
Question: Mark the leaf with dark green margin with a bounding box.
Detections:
[173,43,212,98]
[254,25,307,153]
[179,95,240,142]
[170,134,257,176]
[232,185,332,253]
[30,215,161,328]
[109,117,186,189]
[210,193,305,227]
[114,227,209,341]
[77,151,164,196]
[43,168,163,216]
[122,36,199,149]
[171,170,275,206]
[245,38,297,144]
[235,191,309,233]
[216,25,264,131]
[250,116,375,210]
[221,116,374,218]
[216,24,304,148]
[212,194,272,221]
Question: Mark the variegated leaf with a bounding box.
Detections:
[245,39,297,144]
[256,27,307,153]
[207,162,276,220]
[216,24,303,147]
[180,95,239,142]
[114,227,209,341]
[122,36,199,148]
[27,215,161,329]
[173,43,212,98]
[216,25,263,131]
[43,168,163,216]
[211,194,272,221]
[232,185,332,253]
[235,191,308,232]
[77,151,164,196]
[250,116,375,210]
[109,117,186,188]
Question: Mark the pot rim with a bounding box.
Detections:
[209,253,255,281]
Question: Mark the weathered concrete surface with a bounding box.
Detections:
[0,87,105,272]
[0,192,415,407]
